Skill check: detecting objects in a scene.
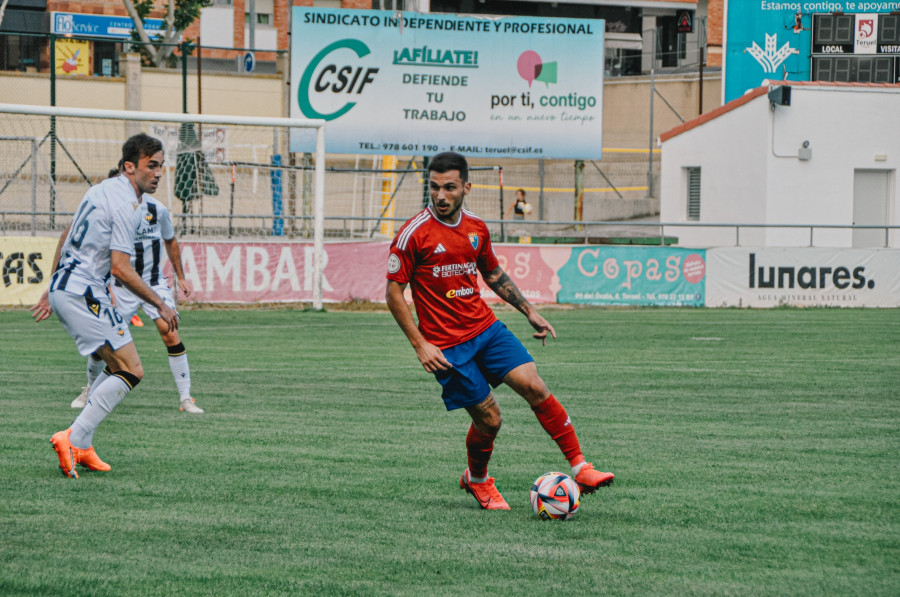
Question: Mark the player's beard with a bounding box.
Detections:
[433,198,463,223]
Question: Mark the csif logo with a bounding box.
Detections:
[298,39,379,121]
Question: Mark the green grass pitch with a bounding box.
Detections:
[1,307,898,596]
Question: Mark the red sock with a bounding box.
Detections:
[531,395,585,467]
[466,424,496,479]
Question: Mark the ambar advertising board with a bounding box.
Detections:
[290,8,604,159]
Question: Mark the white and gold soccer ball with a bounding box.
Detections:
[522,203,533,215]
[530,472,580,520]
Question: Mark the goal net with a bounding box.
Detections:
[0,103,328,308]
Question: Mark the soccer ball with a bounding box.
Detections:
[522,203,533,215]
[530,472,580,520]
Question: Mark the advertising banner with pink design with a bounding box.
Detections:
[165,241,706,307]
[164,241,393,304]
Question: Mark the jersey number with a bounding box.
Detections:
[69,203,97,249]
[103,307,123,327]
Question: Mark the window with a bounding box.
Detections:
[686,167,701,221]
[245,13,272,25]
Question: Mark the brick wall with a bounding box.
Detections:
[707,0,723,67]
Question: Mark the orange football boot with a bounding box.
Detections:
[459,470,510,510]
[574,462,614,494]
[74,446,111,472]
[50,428,78,479]
[130,314,144,327]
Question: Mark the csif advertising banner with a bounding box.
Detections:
[706,247,900,307]
[290,8,604,159]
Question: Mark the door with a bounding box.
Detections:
[853,169,891,247]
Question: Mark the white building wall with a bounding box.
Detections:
[660,95,770,247]
[763,87,900,247]
[661,85,900,249]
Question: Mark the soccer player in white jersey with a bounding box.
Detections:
[31,133,179,478]
[70,183,202,414]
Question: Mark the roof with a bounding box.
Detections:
[658,80,900,144]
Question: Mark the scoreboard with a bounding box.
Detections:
[811,14,900,83]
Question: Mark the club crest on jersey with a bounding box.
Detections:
[468,233,479,250]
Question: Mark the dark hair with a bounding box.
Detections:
[428,151,468,183]
[516,188,526,197]
[121,133,163,167]
[107,167,120,179]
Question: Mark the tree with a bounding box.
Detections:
[122,0,212,67]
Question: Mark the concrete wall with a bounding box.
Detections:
[603,73,721,149]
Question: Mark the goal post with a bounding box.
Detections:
[0,103,329,310]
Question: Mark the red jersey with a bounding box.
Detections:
[387,207,500,349]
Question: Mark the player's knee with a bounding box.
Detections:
[160,328,180,346]
[127,362,145,380]
[482,416,502,436]
[522,378,550,405]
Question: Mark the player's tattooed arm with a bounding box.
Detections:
[483,266,557,345]
[483,267,529,314]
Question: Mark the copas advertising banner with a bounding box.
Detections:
[555,246,707,306]
[706,247,900,307]
[290,8,604,159]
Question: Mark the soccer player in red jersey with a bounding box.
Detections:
[385,152,614,510]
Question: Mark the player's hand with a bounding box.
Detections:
[178,278,193,299]
[527,311,557,346]
[30,289,52,322]
[415,342,452,373]
[158,304,179,332]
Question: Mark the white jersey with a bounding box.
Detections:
[50,175,142,297]
[128,195,175,287]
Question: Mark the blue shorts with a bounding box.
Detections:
[434,320,534,411]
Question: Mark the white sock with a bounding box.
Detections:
[86,355,105,387]
[89,369,111,397]
[571,461,588,476]
[467,469,488,483]
[70,375,133,449]
[168,353,191,398]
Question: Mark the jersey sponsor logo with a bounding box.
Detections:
[445,286,474,298]
[468,232,479,250]
[387,253,402,274]
[432,262,477,278]
[433,243,446,254]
